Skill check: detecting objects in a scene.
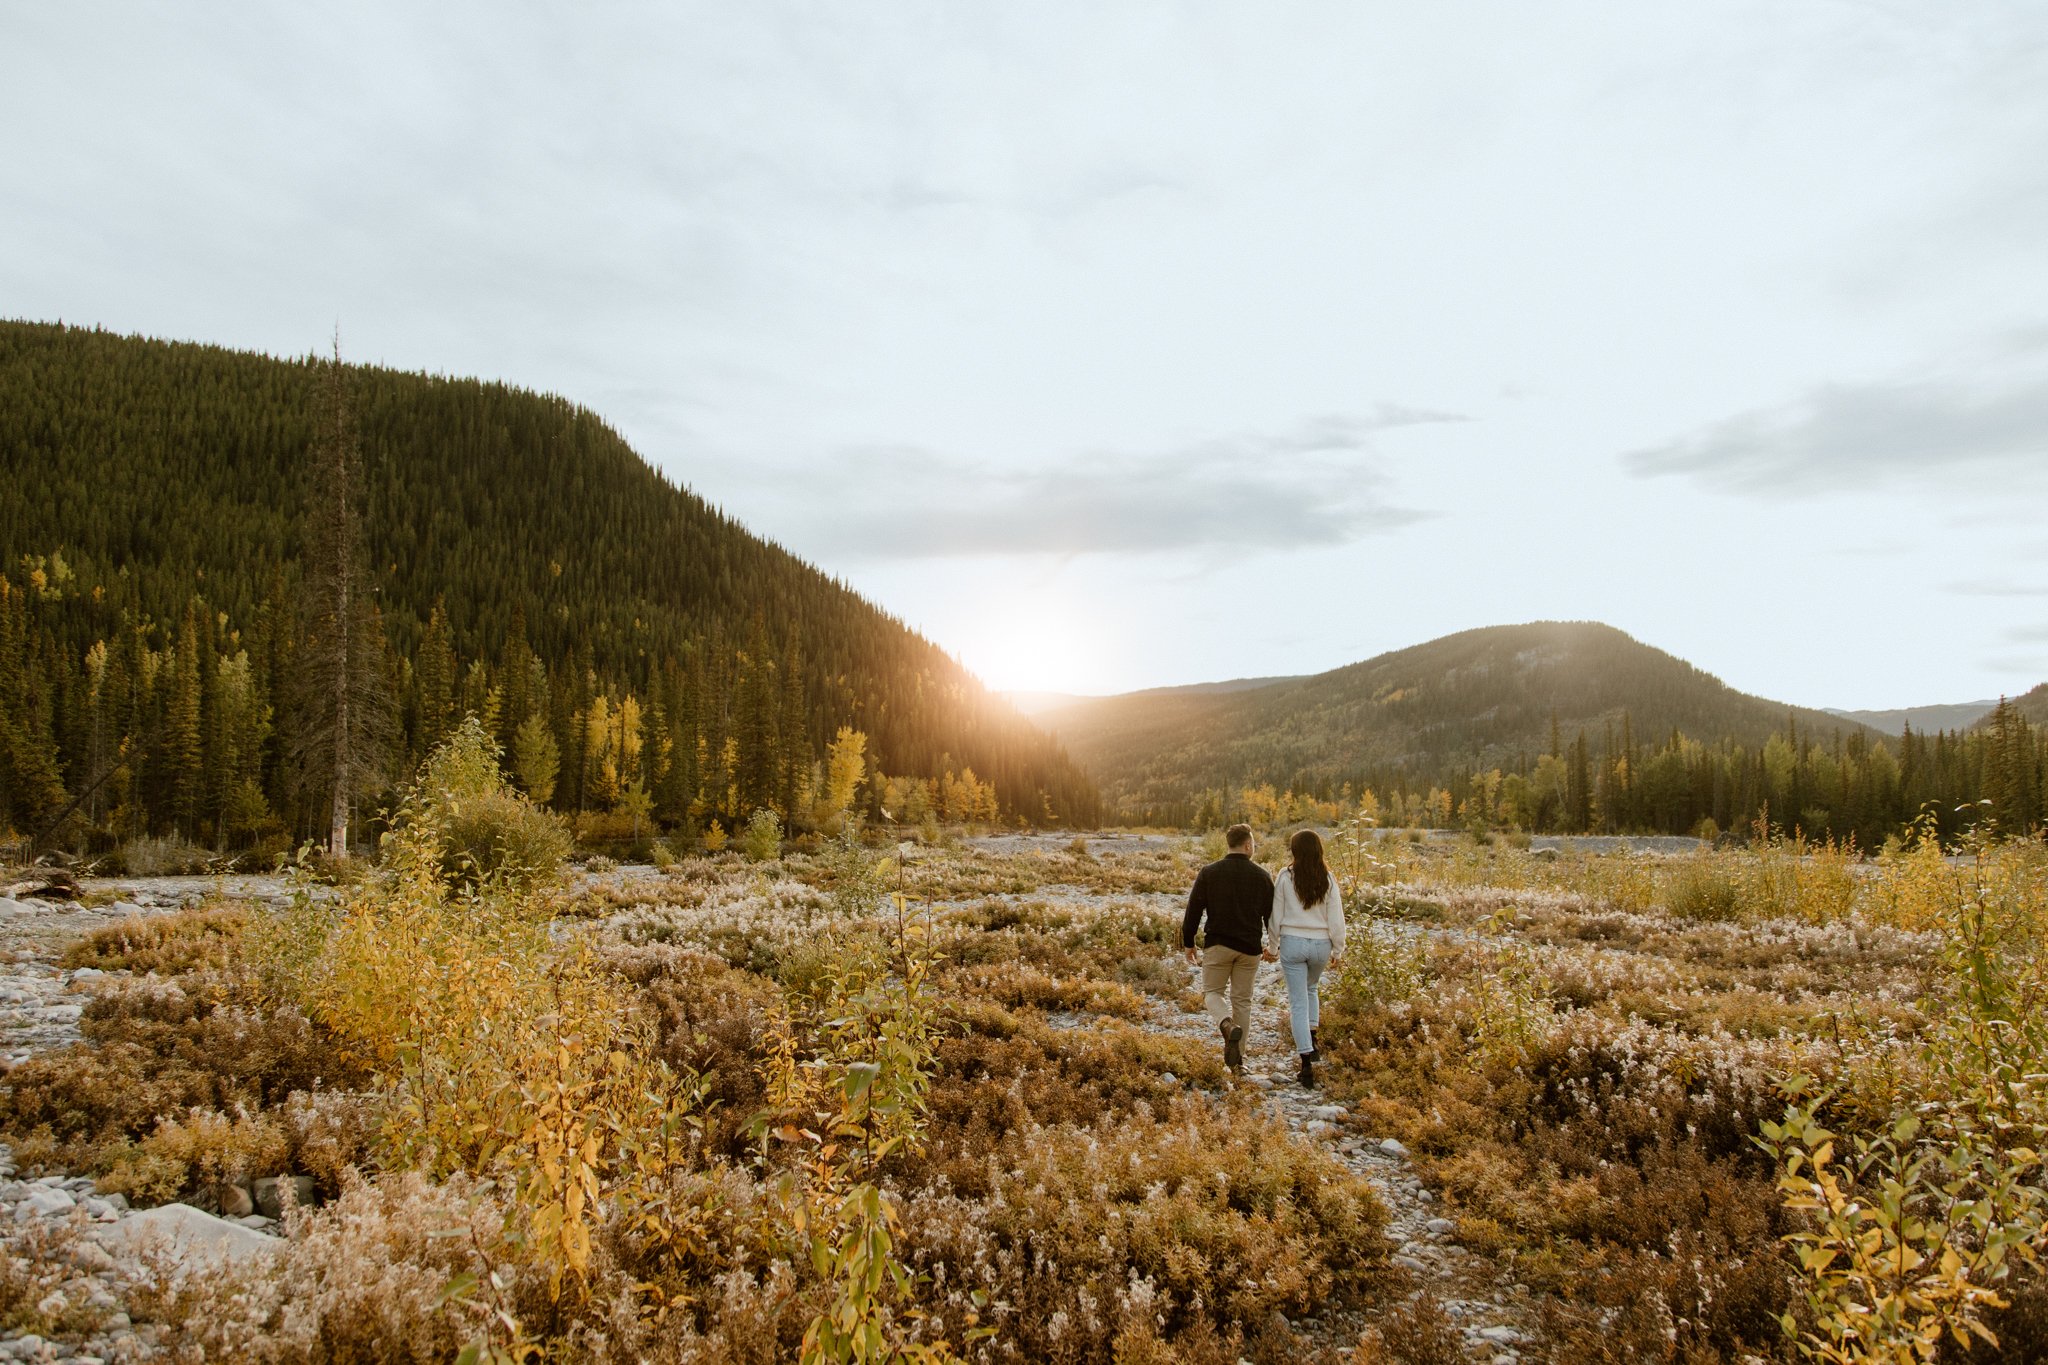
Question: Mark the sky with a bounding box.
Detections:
[5,3,2047,707]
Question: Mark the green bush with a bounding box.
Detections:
[741,808,782,863]
[1665,856,1743,922]
[407,716,569,891]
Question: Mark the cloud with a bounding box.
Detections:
[784,409,1453,560]
[1623,366,2048,493]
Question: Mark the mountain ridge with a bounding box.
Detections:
[1036,620,1879,817]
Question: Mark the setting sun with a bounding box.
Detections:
[953,596,1110,697]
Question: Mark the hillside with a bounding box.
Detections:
[0,320,1097,841]
[1976,684,2048,730]
[1008,676,1302,718]
[1039,621,1872,817]
[1826,701,1997,735]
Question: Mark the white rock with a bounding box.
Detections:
[66,1240,116,1272]
[1379,1137,1411,1158]
[1478,1325,1524,1344]
[70,967,106,983]
[95,1202,279,1265]
[1309,1104,1347,1121]
[1427,1217,1457,1236]
[17,1185,77,1218]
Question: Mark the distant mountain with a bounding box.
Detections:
[1008,676,1303,717]
[1825,702,1998,736]
[1035,621,1872,816]
[0,320,1098,839]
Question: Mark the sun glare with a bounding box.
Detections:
[958,600,1107,697]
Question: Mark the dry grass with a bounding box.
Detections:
[10,829,2040,1363]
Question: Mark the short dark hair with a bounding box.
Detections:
[1225,823,1253,850]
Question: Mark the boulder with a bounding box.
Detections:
[15,1185,76,1219]
[254,1175,314,1219]
[218,1183,255,1218]
[96,1202,278,1265]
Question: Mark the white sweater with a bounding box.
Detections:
[1271,867,1346,954]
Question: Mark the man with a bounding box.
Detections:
[1182,823,1276,1074]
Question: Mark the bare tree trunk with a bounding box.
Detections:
[287,332,391,858]
[326,340,353,860]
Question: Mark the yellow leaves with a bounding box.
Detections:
[275,826,713,1305]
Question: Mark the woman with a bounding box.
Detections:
[1272,828,1344,1088]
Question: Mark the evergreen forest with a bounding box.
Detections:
[0,321,1100,855]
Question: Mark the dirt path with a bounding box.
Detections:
[1157,958,1537,1364]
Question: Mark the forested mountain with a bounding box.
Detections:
[1037,621,2046,844]
[1978,683,2048,730]
[1826,700,1997,735]
[0,320,1098,852]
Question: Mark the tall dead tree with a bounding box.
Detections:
[285,337,393,857]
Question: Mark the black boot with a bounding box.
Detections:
[1298,1053,1316,1088]
[1222,1021,1244,1073]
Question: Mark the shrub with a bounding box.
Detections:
[135,1105,291,1196]
[405,715,570,891]
[436,788,570,890]
[1664,854,1743,922]
[147,1171,522,1364]
[818,824,889,918]
[66,903,246,974]
[741,807,782,863]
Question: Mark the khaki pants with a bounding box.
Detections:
[1201,945,1260,1036]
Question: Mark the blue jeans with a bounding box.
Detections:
[1279,934,1332,1055]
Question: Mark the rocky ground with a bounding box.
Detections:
[0,875,298,1363]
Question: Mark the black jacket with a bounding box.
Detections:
[1182,852,1275,956]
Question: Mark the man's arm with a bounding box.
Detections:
[1182,867,1208,962]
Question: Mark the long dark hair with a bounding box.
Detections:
[1289,829,1331,909]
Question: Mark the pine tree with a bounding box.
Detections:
[414,598,457,756]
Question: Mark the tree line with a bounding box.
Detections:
[1171,704,2047,846]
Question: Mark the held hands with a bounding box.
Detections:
[1260,948,1278,963]
[1184,947,1199,967]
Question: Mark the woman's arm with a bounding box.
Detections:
[1327,880,1346,956]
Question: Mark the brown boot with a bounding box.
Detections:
[1222,1021,1244,1073]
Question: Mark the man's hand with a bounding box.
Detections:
[1184,946,1199,967]
[1260,948,1278,963]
